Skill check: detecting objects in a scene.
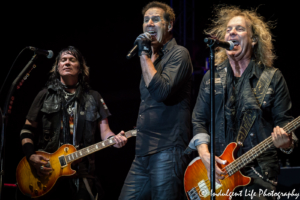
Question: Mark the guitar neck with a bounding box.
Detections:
[65,129,137,164]
[226,116,300,176]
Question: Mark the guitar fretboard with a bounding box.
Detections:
[64,130,137,163]
[225,116,300,176]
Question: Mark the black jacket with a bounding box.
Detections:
[190,60,295,180]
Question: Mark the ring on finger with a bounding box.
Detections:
[40,166,44,170]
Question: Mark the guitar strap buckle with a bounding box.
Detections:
[237,141,243,147]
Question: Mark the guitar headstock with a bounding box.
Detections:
[124,129,137,138]
[130,129,137,136]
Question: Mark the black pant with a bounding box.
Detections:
[234,166,277,200]
[119,147,188,200]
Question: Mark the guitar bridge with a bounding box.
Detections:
[187,187,201,200]
[58,156,67,168]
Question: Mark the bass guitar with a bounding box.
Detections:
[16,129,137,198]
[184,116,300,200]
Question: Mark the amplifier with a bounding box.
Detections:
[276,167,300,200]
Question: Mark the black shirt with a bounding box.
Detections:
[135,38,193,156]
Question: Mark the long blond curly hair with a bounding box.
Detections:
[205,5,276,67]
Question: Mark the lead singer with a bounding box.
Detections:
[119,1,193,200]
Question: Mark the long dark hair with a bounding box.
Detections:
[46,46,90,92]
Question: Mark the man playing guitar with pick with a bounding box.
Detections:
[18,46,127,200]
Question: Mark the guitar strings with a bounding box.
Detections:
[66,130,135,164]
[189,117,300,197]
[224,116,300,175]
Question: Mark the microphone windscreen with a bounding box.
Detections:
[227,41,234,50]
[47,50,54,59]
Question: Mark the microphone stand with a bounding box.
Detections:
[0,54,38,200]
[0,108,3,199]
[208,40,216,200]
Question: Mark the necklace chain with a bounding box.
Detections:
[62,89,75,99]
[62,90,75,115]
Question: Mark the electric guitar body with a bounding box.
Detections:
[16,129,137,198]
[16,144,76,198]
[184,143,251,200]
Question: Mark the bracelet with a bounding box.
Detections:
[280,140,294,154]
[280,147,293,154]
[107,135,114,140]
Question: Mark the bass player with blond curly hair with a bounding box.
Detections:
[188,5,297,200]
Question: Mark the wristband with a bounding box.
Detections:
[140,52,150,58]
[20,133,34,141]
[22,124,37,134]
[22,143,35,162]
[20,124,36,141]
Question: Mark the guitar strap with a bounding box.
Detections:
[236,66,277,146]
[76,102,86,143]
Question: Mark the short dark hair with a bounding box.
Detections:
[142,1,175,23]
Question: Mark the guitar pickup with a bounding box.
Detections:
[58,156,67,168]
[198,180,210,198]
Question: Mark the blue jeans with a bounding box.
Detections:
[119,147,188,200]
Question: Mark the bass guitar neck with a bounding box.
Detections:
[184,116,300,200]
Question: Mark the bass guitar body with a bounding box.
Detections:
[184,143,251,200]
[16,144,77,198]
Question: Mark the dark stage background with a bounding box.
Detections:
[1,0,300,199]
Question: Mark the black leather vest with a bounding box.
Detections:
[38,87,100,177]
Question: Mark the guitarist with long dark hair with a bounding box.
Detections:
[17,46,127,200]
[187,6,298,200]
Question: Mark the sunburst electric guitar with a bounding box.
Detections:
[184,116,300,200]
[16,129,137,198]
